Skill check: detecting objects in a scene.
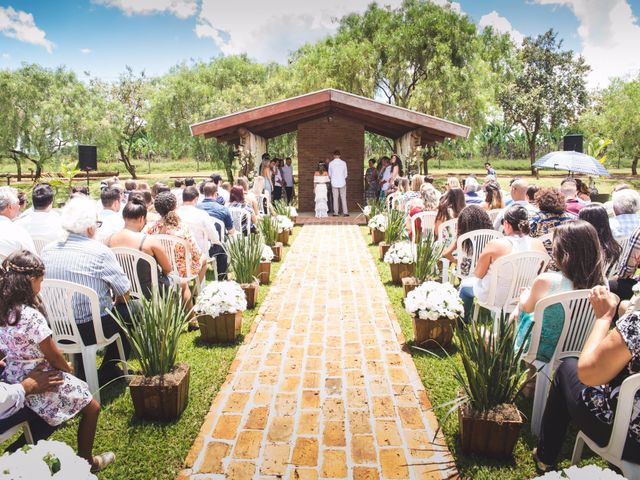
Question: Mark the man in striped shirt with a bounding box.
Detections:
[41,196,133,384]
[610,225,640,301]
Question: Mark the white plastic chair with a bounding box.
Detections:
[487,209,502,223]
[410,211,437,245]
[211,218,226,243]
[524,290,596,436]
[441,229,503,283]
[258,194,271,216]
[0,421,33,444]
[31,235,54,256]
[155,234,198,284]
[183,221,212,256]
[437,218,458,241]
[572,372,640,479]
[608,235,631,279]
[386,193,398,212]
[40,279,127,403]
[472,250,551,326]
[229,207,251,236]
[112,247,159,300]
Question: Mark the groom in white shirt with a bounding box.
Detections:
[328,150,349,216]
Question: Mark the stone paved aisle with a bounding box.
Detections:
[180,225,455,480]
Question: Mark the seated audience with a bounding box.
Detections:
[71,186,90,196]
[0,187,36,257]
[463,177,482,205]
[493,179,537,229]
[15,183,65,243]
[446,177,461,191]
[574,178,591,202]
[609,189,640,240]
[529,188,576,238]
[579,204,622,272]
[228,186,257,233]
[198,183,236,237]
[533,287,640,471]
[407,184,440,241]
[560,178,585,215]
[41,196,133,384]
[106,196,174,299]
[170,179,184,207]
[481,180,504,211]
[96,188,125,243]
[124,180,137,201]
[459,204,547,322]
[527,185,540,205]
[434,188,466,239]
[515,221,605,363]
[609,225,640,301]
[235,177,259,218]
[0,251,113,472]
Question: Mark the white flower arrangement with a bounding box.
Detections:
[362,205,372,216]
[261,245,275,262]
[194,281,247,317]
[275,215,294,233]
[287,206,298,217]
[405,281,464,321]
[533,465,625,479]
[368,213,387,232]
[0,440,97,479]
[384,241,415,264]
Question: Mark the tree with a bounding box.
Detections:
[0,64,92,178]
[499,30,590,172]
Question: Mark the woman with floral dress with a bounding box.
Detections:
[0,251,113,472]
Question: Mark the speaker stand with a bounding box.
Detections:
[86,169,90,190]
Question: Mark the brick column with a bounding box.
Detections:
[297,115,365,213]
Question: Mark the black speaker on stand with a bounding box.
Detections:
[78,145,97,189]
[563,134,583,153]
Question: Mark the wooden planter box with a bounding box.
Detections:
[292,216,298,225]
[412,315,455,348]
[379,242,391,261]
[270,242,283,262]
[241,281,259,309]
[402,277,419,297]
[372,228,384,245]
[459,404,523,458]
[129,362,190,421]
[257,261,271,284]
[389,262,415,285]
[277,230,290,246]
[197,311,242,343]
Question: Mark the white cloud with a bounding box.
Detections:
[1,53,10,59]
[80,48,92,54]
[479,11,524,45]
[535,0,640,87]
[0,6,54,53]
[196,0,463,63]
[94,0,198,19]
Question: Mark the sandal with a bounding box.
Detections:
[91,451,115,473]
[532,448,553,473]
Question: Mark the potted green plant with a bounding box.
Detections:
[112,289,190,421]
[383,241,415,285]
[258,244,274,284]
[360,197,385,225]
[405,281,462,347]
[402,231,445,297]
[272,200,297,224]
[258,215,282,261]
[275,215,294,246]
[379,209,407,260]
[428,314,529,458]
[194,280,247,343]
[367,214,387,245]
[225,234,263,308]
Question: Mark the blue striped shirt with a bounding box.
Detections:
[41,233,131,324]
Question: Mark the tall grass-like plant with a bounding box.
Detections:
[225,234,263,284]
[359,197,385,217]
[271,200,290,217]
[384,209,406,244]
[415,231,445,282]
[111,288,188,377]
[425,313,531,422]
[258,215,279,246]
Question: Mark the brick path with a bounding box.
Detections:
[180,225,455,480]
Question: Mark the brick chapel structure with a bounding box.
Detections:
[191,89,470,212]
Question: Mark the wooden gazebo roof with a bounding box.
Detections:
[190,88,471,143]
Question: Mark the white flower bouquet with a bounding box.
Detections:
[287,206,298,217]
[261,244,275,262]
[194,281,247,317]
[0,440,97,479]
[533,465,625,480]
[384,241,415,264]
[275,215,294,233]
[362,205,372,216]
[405,281,463,320]
[368,213,387,232]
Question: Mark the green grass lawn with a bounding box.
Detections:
[42,228,299,480]
[360,226,606,479]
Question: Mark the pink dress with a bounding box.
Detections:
[0,306,92,426]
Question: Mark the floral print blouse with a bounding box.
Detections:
[147,221,202,278]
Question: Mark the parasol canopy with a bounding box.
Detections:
[533,151,610,177]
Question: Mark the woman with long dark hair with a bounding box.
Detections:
[578,204,622,271]
[515,220,606,362]
[0,251,114,472]
[434,188,466,238]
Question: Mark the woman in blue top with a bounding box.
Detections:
[515,220,606,362]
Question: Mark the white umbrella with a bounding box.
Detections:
[533,151,610,177]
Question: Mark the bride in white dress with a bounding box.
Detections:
[314,163,330,218]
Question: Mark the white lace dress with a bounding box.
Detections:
[314,175,330,218]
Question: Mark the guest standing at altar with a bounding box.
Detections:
[282,157,295,204]
[328,150,349,217]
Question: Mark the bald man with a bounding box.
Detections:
[493,179,538,229]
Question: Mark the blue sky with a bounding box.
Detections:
[0,0,638,87]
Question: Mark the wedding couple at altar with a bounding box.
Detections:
[314,150,349,218]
